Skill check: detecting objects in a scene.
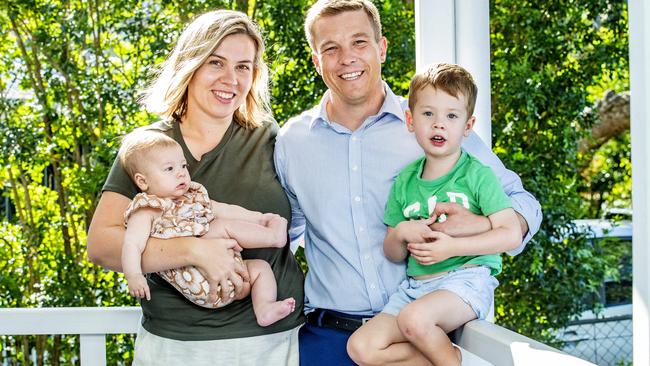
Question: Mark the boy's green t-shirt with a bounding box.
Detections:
[103,119,305,341]
[384,151,512,277]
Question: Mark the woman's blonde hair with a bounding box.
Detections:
[141,10,271,129]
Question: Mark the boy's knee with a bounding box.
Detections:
[397,306,428,341]
[347,332,381,366]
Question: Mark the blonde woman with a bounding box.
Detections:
[87,10,304,365]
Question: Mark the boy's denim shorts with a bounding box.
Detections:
[382,265,498,320]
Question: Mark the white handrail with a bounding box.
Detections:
[0,307,594,366]
[0,307,141,366]
[456,320,596,366]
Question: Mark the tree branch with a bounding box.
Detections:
[578,90,630,155]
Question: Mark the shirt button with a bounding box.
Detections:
[352,165,358,171]
[351,136,358,141]
[359,227,364,232]
[354,196,361,202]
[364,254,370,260]
[370,284,376,289]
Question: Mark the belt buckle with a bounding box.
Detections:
[361,317,371,325]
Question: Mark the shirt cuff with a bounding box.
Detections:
[506,197,542,256]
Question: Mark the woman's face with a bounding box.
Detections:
[186,33,257,124]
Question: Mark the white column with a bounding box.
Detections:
[80,334,106,366]
[629,0,650,365]
[415,0,455,71]
[415,0,492,146]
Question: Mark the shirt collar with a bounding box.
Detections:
[308,81,406,130]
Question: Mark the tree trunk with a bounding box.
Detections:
[579,90,630,155]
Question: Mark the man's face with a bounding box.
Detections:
[310,9,387,106]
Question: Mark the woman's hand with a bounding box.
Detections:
[190,237,250,304]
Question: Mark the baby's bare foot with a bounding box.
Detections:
[256,298,296,327]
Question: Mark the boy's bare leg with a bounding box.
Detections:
[245,259,295,326]
[397,290,476,366]
[347,313,433,366]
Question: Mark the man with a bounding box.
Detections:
[274,1,542,364]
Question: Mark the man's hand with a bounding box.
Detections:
[430,202,491,237]
[191,237,250,304]
[407,231,456,265]
[395,217,436,244]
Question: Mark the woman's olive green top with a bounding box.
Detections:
[103,119,305,340]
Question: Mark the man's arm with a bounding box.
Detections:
[274,134,306,253]
[438,132,543,255]
[409,208,522,265]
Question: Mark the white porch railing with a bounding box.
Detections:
[0,307,595,365]
[0,307,140,366]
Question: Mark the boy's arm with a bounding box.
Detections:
[408,208,522,265]
[383,218,435,263]
[384,227,408,262]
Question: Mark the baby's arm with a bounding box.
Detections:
[122,208,157,300]
[383,217,435,262]
[408,208,522,265]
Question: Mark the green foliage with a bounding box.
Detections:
[581,132,631,217]
[490,0,629,343]
[0,0,631,362]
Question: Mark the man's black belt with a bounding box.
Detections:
[306,309,372,333]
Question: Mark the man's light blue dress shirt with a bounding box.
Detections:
[274,83,542,316]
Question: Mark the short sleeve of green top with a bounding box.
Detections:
[384,151,512,276]
[103,119,305,341]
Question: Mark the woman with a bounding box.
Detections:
[87,10,304,365]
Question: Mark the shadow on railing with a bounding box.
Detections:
[0,307,595,366]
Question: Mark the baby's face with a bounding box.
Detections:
[407,86,474,160]
[140,145,191,199]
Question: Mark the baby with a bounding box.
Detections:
[118,128,295,326]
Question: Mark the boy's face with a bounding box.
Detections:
[406,86,475,160]
[134,145,191,200]
[310,9,387,106]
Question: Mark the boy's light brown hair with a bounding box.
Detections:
[408,63,478,117]
[304,0,382,51]
[118,128,180,180]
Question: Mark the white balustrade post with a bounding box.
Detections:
[415,0,492,146]
[80,334,106,366]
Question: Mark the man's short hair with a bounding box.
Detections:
[118,128,180,179]
[408,63,478,117]
[304,0,382,51]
